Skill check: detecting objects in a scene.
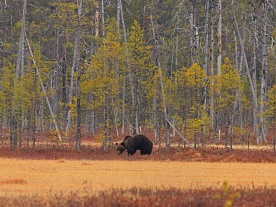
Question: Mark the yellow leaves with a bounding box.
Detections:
[214,57,243,110]
[171,63,206,91]
[185,63,206,87]
[183,104,210,141]
[82,26,124,110]
[185,117,204,141]
[128,20,152,71]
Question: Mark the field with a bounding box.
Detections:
[1,144,276,206]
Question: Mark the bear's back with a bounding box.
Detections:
[133,135,153,154]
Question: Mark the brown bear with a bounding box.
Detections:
[115,134,153,155]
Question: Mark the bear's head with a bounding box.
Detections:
[115,141,126,155]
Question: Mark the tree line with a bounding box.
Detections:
[0,0,275,149]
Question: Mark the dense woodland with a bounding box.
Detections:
[0,0,275,149]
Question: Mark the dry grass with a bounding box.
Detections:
[0,158,276,197]
[0,178,27,185]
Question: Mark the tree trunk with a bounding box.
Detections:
[75,0,83,150]
[217,0,222,77]
[252,5,260,143]
[189,2,195,63]
[203,0,209,135]
[210,0,215,137]
[101,0,105,37]
[260,0,269,142]
[76,72,81,150]
[116,0,120,32]
[65,34,79,140]
[15,0,27,78]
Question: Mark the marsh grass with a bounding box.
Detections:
[1,144,276,206]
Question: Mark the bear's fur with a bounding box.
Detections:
[116,134,153,155]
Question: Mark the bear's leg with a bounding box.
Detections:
[127,147,136,155]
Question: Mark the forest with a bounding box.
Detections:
[0,0,275,149]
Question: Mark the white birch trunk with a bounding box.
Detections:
[116,0,120,32]
[260,0,269,141]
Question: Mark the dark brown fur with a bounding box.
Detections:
[116,135,153,156]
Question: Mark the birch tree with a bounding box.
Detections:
[260,0,269,140]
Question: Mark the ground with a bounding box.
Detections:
[0,143,276,206]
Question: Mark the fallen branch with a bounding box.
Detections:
[166,119,193,148]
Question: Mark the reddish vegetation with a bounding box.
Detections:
[0,143,276,163]
[0,186,276,207]
[1,143,276,206]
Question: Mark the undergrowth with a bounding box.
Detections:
[0,143,276,163]
[0,185,275,207]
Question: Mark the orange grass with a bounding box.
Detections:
[1,158,276,198]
